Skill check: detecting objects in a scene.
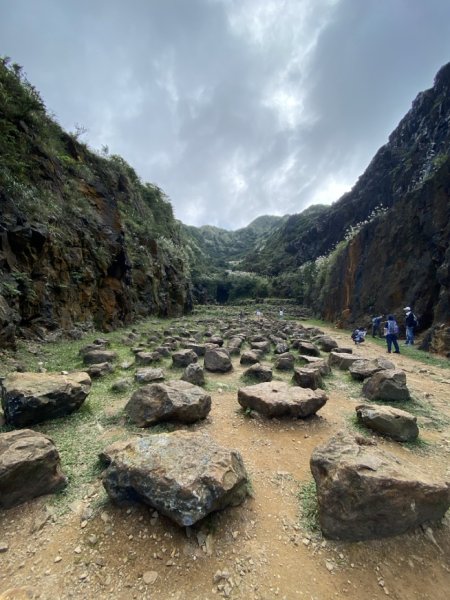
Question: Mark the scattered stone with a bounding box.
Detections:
[243,363,273,382]
[143,571,158,585]
[328,352,362,370]
[135,368,165,383]
[125,380,211,426]
[135,351,161,366]
[83,349,117,365]
[310,432,450,540]
[101,431,249,526]
[315,336,339,352]
[238,381,327,418]
[0,429,67,508]
[297,341,321,357]
[87,362,114,378]
[292,367,323,390]
[273,353,295,371]
[1,371,91,426]
[172,349,198,368]
[349,357,395,381]
[181,363,205,386]
[362,369,411,402]
[240,351,262,366]
[111,378,133,392]
[204,348,233,373]
[355,404,419,441]
[0,541,9,553]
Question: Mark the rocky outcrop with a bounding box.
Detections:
[125,380,211,426]
[1,371,91,426]
[0,60,191,348]
[310,433,450,540]
[101,431,249,526]
[0,429,67,508]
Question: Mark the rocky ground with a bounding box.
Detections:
[1,307,449,600]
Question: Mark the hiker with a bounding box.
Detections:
[371,314,384,337]
[279,308,284,319]
[385,315,400,354]
[404,306,418,345]
[351,327,366,345]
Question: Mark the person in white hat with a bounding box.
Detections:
[403,306,418,345]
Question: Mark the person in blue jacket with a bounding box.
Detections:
[385,315,400,354]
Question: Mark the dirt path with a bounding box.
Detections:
[1,321,450,600]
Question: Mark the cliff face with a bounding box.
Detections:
[0,59,191,347]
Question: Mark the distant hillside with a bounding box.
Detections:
[0,58,191,347]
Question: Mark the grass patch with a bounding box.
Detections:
[298,479,320,533]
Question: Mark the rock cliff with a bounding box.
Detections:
[0,59,191,347]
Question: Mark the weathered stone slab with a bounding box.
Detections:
[297,341,321,357]
[355,404,419,441]
[292,367,323,390]
[87,362,115,378]
[181,363,205,386]
[172,349,198,368]
[101,431,249,526]
[274,352,295,371]
[362,369,410,401]
[328,351,362,370]
[0,429,67,508]
[349,357,395,381]
[1,371,91,427]
[243,363,273,382]
[135,368,165,383]
[314,335,339,352]
[135,351,161,366]
[240,350,262,365]
[310,432,450,540]
[82,349,117,365]
[238,381,327,418]
[125,380,211,426]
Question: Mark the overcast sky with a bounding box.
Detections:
[1,0,450,230]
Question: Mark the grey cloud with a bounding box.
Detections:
[1,0,450,229]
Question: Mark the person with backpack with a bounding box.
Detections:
[385,315,400,354]
[404,306,418,345]
[351,327,367,345]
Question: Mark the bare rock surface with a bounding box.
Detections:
[134,367,165,383]
[238,381,327,418]
[0,429,67,508]
[101,431,249,526]
[362,369,411,401]
[125,380,211,426]
[310,432,450,540]
[355,403,419,441]
[1,371,91,427]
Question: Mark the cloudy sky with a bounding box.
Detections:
[1,0,450,229]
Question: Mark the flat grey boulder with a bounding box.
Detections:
[362,369,410,401]
[125,380,211,426]
[310,432,450,540]
[87,362,115,378]
[204,348,232,373]
[349,357,395,381]
[298,355,331,375]
[172,349,198,368]
[355,403,419,442]
[183,343,207,357]
[243,363,273,382]
[135,368,165,383]
[328,351,362,370]
[0,429,67,508]
[181,363,205,386]
[238,381,327,418]
[250,340,270,354]
[101,431,249,526]
[82,349,117,365]
[292,367,323,390]
[1,371,91,427]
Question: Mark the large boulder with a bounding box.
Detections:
[349,357,395,381]
[238,381,327,418]
[297,341,321,357]
[310,433,450,540]
[355,404,419,442]
[135,367,165,383]
[314,335,339,352]
[101,431,249,526]
[328,351,362,370]
[1,371,91,427]
[0,429,67,508]
[135,351,161,366]
[299,355,331,375]
[250,340,271,354]
[125,380,211,426]
[273,352,295,371]
[240,350,262,365]
[204,348,232,373]
[362,369,410,402]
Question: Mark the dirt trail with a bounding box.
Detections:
[1,323,450,600]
